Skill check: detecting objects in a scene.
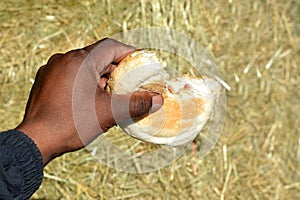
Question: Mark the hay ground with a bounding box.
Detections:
[0,0,299,199]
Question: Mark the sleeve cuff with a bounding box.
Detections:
[0,130,44,199]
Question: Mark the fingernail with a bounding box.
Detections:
[151,95,163,113]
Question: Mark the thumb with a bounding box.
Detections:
[110,92,163,127]
[128,92,163,119]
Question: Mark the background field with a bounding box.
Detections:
[0,0,299,199]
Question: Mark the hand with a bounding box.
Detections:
[16,38,163,165]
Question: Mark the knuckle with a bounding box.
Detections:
[36,65,46,77]
[60,49,88,67]
[64,49,85,60]
[47,53,63,64]
[101,37,112,43]
[100,38,119,47]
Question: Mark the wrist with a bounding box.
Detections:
[15,121,59,165]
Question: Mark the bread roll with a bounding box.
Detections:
[107,49,219,146]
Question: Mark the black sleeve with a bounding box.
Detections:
[0,130,44,200]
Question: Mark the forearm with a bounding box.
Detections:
[0,130,44,199]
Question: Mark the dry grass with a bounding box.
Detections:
[1,0,299,199]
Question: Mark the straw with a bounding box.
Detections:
[0,0,299,199]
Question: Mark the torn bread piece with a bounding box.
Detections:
[107,49,220,146]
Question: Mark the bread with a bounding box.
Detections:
[107,49,219,146]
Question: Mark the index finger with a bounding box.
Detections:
[82,38,135,73]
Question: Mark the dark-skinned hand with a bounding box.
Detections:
[16,38,163,165]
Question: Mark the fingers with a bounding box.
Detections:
[99,92,163,130]
[112,51,134,64]
[82,38,135,74]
